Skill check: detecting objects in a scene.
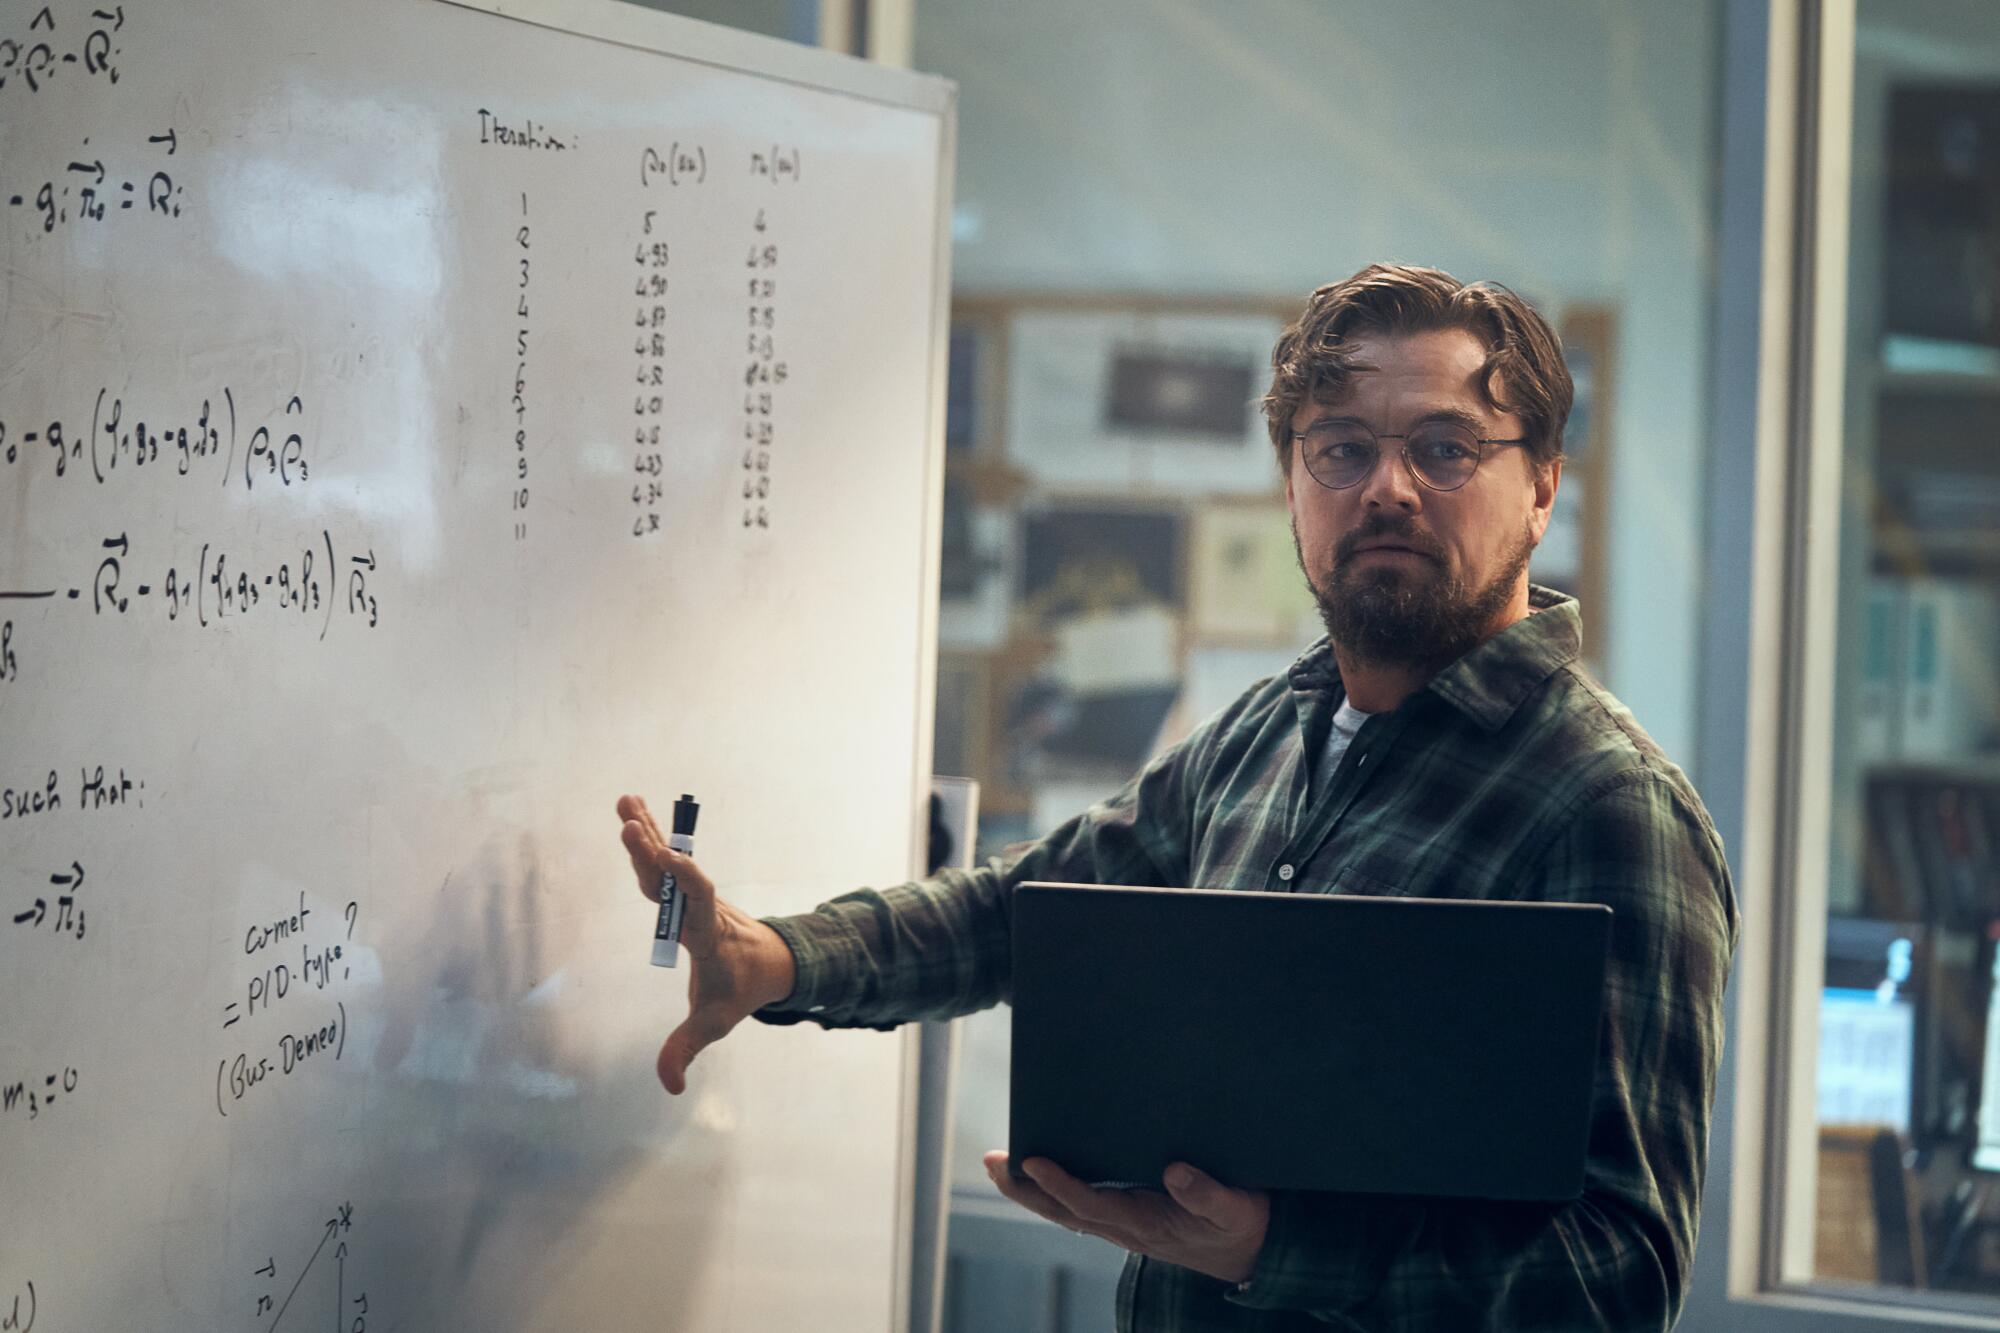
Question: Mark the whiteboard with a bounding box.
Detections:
[0,2,953,1330]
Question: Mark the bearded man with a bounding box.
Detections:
[618,263,1738,1333]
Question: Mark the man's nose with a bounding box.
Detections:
[1356,447,1422,512]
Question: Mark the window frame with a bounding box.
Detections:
[1717,1,2000,1325]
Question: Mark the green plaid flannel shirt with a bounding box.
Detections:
[758,587,1739,1332]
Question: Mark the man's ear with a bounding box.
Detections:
[1529,455,1562,545]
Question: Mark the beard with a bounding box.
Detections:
[1295,512,1535,672]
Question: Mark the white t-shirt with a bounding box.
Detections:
[1324,696,1375,777]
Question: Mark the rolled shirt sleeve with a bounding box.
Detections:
[752,704,1221,1031]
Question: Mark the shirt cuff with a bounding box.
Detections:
[1224,1191,1420,1314]
[750,910,890,1030]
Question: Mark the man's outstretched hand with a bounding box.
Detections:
[618,793,797,1094]
[983,1151,1270,1285]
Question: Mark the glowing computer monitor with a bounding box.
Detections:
[1818,919,1920,1134]
[1972,928,2000,1171]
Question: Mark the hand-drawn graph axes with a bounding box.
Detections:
[268,1201,353,1332]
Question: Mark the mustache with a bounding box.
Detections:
[1334,515,1445,566]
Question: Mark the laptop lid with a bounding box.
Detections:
[1008,882,1613,1201]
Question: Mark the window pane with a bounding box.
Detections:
[920,3,1723,1327]
[622,0,807,44]
[1815,0,2000,1299]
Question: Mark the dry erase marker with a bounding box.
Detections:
[651,794,699,968]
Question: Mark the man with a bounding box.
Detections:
[618,263,1738,1331]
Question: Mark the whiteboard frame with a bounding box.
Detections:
[432,3,958,1328]
[909,96,958,1333]
[443,0,954,115]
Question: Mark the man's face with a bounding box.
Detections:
[1284,327,1559,670]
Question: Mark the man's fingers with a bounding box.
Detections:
[1021,1157,1140,1230]
[658,849,722,954]
[984,1155,1079,1228]
[620,801,717,916]
[623,821,665,902]
[616,791,666,841]
[660,845,715,903]
[984,1154,1141,1248]
[619,794,667,903]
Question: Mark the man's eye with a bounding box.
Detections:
[1417,438,1475,462]
[1306,429,1371,455]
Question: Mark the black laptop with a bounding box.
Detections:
[1008,882,1613,1201]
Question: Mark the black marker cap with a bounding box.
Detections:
[672,794,700,836]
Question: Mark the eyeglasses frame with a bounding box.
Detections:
[1290,421,1531,494]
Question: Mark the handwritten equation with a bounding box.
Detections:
[2,1067,78,1124]
[10,861,86,941]
[0,530,380,636]
[0,4,123,96]
[0,389,308,490]
[6,128,181,236]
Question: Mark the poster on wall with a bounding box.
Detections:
[1188,501,1323,647]
[938,475,1013,649]
[1005,308,1288,496]
[1886,85,2000,348]
[1004,505,1184,778]
[1543,306,1615,674]
[933,652,991,781]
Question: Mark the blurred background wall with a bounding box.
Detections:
[931,0,1718,763]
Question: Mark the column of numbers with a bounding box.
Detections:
[632,211,669,539]
[742,207,784,530]
[512,193,530,541]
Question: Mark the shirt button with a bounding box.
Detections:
[1277,864,1295,882]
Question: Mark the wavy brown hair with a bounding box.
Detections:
[1263,264,1573,477]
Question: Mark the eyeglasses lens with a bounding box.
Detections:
[1405,424,1480,490]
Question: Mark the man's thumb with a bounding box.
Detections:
[1163,1163,1251,1227]
[656,1020,710,1096]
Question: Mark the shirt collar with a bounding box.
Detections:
[1285,584,1583,733]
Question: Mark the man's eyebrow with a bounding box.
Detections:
[1297,411,1368,430]
[1406,406,1487,431]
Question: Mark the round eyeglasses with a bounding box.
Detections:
[1293,419,1528,493]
